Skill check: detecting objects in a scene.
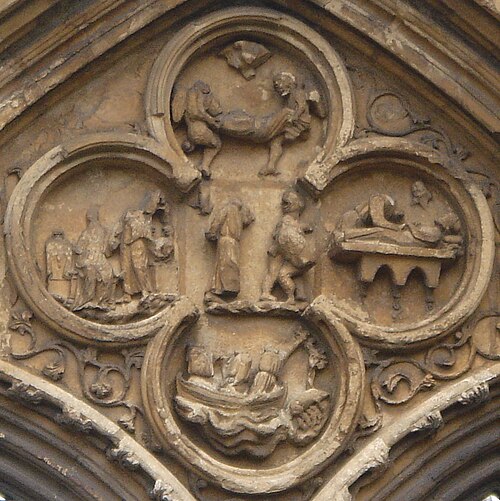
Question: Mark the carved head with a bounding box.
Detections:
[86,205,100,223]
[229,198,243,209]
[411,181,432,207]
[193,80,211,95]
[142,190,164,214]
[273,72,296,96]
[282,189,305,215]
[435,212,461,233]
[51,229,65,239]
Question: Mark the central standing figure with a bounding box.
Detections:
[111,190,166,299]
[204,199,254,303]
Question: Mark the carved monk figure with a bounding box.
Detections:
[249,348,282,394]
[260,189,315,303]
[205,199,254,302]
[186,346,214,389]
[249,329,308,395]
[73,207,115,310]
[221,352,252,389]
[111,190,164,298]
[45,229,75,302]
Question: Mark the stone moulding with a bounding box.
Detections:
[303,138,495,350]
[145,6,355,176]
[0,358,196,501]
[4,132,198,346]
[141,296,365,495]
[313,363,500,501]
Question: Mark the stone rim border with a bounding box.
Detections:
[141,297,364,494]
[312,364,500,501]
[0,358,196,501]
[145,6,355,171]
[305,138,495,350]
[4,133,196,346]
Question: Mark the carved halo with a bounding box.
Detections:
[308,138,495,349]
[145,7,354,174]
[4,133,194,345]
[141,297,364,494]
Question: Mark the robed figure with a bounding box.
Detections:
[205,199,254,301]
[110,190,165,298]
[73,206,115,310]
[45,229,75,302]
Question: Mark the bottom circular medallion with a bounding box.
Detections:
[141,297,364,494]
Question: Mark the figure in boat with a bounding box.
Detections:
[177,327,309,407]
[171,72,326,177]
[174,327,331,458]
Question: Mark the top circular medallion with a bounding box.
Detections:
[145,7,354,181]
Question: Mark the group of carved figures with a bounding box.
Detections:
[175,327,330,457]
[205,181,463,313]
[45,190,174,318]
[172,41,326,178]
[204,188,314,306]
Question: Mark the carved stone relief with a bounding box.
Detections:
[4,136,194,344]
[0,4,497,501]
[142,298,364,494]
[313,154,494,349]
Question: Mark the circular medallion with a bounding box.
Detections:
[5,134,189,345]
[315,152,494,349]
[142,298,364,494]
[146,7,354,181]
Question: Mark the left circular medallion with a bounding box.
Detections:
[5,135,183,345]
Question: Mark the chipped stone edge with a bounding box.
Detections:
[312,363,500,501]
[0,358,196,501]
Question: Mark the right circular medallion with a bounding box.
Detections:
[316,155,495,349]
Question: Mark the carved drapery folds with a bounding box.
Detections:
[0,4,498,501]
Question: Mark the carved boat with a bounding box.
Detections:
[176,374,286,411]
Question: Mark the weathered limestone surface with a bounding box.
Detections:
[0,2,498,500]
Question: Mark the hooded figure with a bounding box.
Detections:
[73,206,115,310]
